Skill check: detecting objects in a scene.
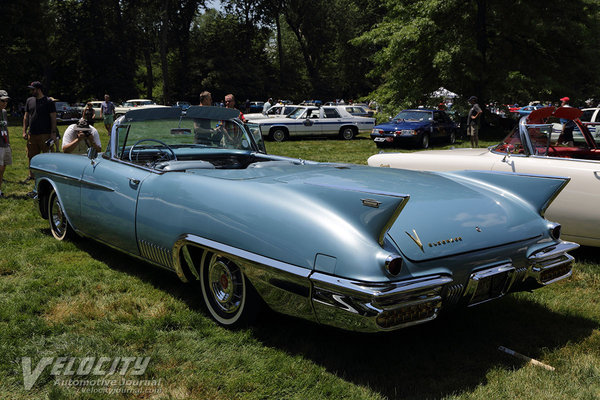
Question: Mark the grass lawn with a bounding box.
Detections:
[0,121,598,399]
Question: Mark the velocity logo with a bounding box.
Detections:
[21,356,151,390]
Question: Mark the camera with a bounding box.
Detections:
[45,138,55,147]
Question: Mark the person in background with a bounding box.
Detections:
[199,91,212,106]
[467,96,482,148]
[0,90,12,197]
[556,96,575,147]
[262,98,272,114]
[224,94,246,122]
[62,118,101,154]
[82,102,95,126]
[22,81,57,181]
[100,94,115,133]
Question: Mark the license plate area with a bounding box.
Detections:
[374,137,386,142]
[465,263,515,306]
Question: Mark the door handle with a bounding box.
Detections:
[128,177,140,185]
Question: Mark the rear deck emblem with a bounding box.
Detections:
[406,229,424,252]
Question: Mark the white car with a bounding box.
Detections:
[253,105,375,141]
[115,99,156,117]
[368,106,600,247]
[245,104,300,121]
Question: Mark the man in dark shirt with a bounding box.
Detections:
[22,81,57,180]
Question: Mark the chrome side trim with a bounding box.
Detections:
[139,239,173,269]
[172,234,316,323]
[31,167,115,192]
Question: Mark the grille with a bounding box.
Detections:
[376,298,441,328]
[443,283,464,305]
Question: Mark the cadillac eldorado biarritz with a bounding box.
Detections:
[31,106,578,332]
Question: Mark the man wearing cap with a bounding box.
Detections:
[467,95,482,148]
[62,118,102,154]
[0,90,12,197]
[22,81,57,180]
[557,97,575,147]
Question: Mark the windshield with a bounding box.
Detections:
[115,106,260,159]
[393,110,432,121]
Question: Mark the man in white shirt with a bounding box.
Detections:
[62,118,102,154]
[262,98,272,114]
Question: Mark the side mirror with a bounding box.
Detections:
[87,146,98,160]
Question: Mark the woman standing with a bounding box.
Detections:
[82,102,95,126]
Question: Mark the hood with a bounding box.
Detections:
[272,165,551,262]
[375,119,430,132]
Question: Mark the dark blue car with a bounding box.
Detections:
[371,109,458,148]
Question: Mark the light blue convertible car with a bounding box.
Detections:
[31,106,578,332]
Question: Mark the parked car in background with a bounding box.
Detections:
[54,101,80,124]
[368,106,600,247]
[244,104,300,121]
[580,107,600,139]
[31,106,578,331]
[517,105,544,117]
[115,99,156,118]
[247,101,265,113]
[371,109,458,149]
[344,105,374,118]
[254,105,375,141]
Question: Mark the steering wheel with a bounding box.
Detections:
[128,138,177,166]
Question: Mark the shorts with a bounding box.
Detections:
[467,125,479,136]
[0,146,12,166]
[103,114,114,125]
[27,134,55,160]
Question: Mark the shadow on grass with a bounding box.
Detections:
[69,237,598,400]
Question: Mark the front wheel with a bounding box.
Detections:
[48,189,72,241]
[200,253,260,327]
[420,133,430,149]
[448,130,456,144]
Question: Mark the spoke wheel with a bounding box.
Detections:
[48,189,71,240]
[200,253,259,327]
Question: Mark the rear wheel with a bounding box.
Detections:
[269,128,287,142]
[200,253,260,327]
[339,127,356,140]
[48,189,72,241]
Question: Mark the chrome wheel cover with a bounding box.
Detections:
[272,129,285,142]
[342,128,354,140]
[207,257,243,315]
[50,195,67,238]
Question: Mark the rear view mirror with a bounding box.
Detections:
[171,128,192,135]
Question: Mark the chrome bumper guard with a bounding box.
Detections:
[527,241,579,285]
[464,263,516,307]
[310,273,452,332]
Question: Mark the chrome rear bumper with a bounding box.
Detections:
[309,241,579,332]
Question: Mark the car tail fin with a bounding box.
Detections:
[304,182,410,245]
[441,170,569,217]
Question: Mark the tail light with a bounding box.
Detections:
[385,255,403,276]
